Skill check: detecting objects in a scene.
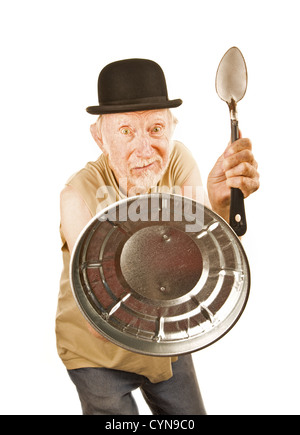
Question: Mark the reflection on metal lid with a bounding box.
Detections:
[71,193,250,356]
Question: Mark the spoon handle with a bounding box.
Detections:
[230,120,247,236]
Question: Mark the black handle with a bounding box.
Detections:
[229,120,247,236]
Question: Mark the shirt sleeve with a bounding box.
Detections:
[169,141,199,186]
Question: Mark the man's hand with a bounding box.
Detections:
[207,136,259,222]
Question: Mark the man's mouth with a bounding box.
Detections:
[130,158,160,172]
[133,162,156,171]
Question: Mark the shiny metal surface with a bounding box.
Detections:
[215,46,248,120]
[71,193,250,356]
[215,46,248,237]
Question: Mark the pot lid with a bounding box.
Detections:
[70,193,250,356]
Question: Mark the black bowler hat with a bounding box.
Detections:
[86,58,182,114]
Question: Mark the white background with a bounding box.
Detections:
[1,0,299,415]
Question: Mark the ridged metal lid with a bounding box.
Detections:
[71,193,250,356]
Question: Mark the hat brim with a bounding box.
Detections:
[86,99,182,115]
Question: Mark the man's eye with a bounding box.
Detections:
[152,125,163,134]
[120,128,132,135]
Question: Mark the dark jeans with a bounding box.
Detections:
[68,354,206,415]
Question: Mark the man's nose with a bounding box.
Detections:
[134,133,153,158]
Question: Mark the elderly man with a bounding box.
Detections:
[56,59,259,415]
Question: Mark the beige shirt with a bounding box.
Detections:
[56,140,198,383]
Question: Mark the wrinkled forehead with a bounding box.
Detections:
[102,109,172,126]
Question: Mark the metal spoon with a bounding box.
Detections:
[215,46,248,236]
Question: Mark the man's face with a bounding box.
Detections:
[98,109,175,195]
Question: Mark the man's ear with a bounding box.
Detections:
[90,122,106,153]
